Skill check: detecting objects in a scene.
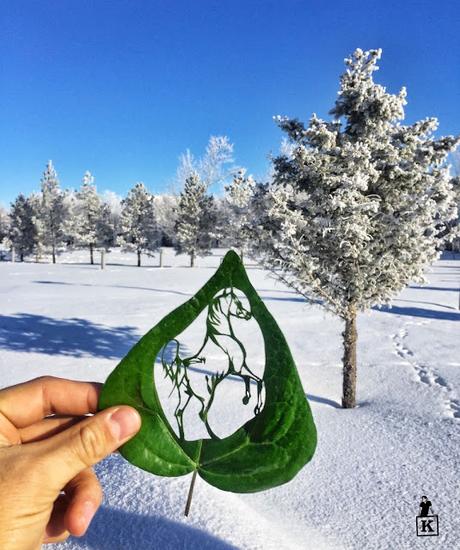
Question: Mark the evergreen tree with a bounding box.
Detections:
[174,172,217,267]
[74,171,113,263]
[9,194,38,261]
[252,48,460,408]
[97,202,116,250]
[223,169,255,261]
[117,182,159,266]
[38,161,68,263]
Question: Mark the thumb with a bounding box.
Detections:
[36,406,141,489]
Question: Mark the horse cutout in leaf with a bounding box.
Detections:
[159,287,264,440]
[99,250,317,515]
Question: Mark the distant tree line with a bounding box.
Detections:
[0,136,255,267]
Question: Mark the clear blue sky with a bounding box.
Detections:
[1,0,459,205]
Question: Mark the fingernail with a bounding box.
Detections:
[107,407,141,441]
[81,500,97,528]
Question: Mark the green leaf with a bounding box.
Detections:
[99,250,317,493]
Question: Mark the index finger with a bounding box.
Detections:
[0,376,102,428]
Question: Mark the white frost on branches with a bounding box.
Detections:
[174,172,217,265]
[37,161,68,262]
[117,182,160,266]
[72,171,114,262]
[176,136,237,192]
[223,169,255,256]
[8,195,38,260]
[253,48,460,318]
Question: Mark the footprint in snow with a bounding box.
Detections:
[391,322,459,421]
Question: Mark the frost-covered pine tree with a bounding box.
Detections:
[97,202,116,250]
[9,194,38,261]
[223,169,255,261]
[174,172,217,266]
[38,161,68,263]
[74,171,113,263]
[117,182,159,266]
[74,171,99,261]
[253,48,460,408]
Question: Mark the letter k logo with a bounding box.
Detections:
[421,519,434,533]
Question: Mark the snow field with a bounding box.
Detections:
[0,247,458,549]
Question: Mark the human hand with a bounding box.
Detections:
[0,376,141,549]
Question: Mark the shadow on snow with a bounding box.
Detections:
[373,305,460,321]
[0,313,139,358]
[408,285,459,292]
[305,393,341,409]
[65,505,237,550]
[393,298,457,311]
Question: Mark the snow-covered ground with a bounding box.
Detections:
[0,247,459,550]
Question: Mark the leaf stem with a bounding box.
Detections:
[184,469,198,517]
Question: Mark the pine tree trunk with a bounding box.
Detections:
[90,243,94,265]
[342,304,357,409]
[137,249,141,267]
[240,249,244,264]
[190,251,195,267]
[52,244,56,264]
[20,253,24,262]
